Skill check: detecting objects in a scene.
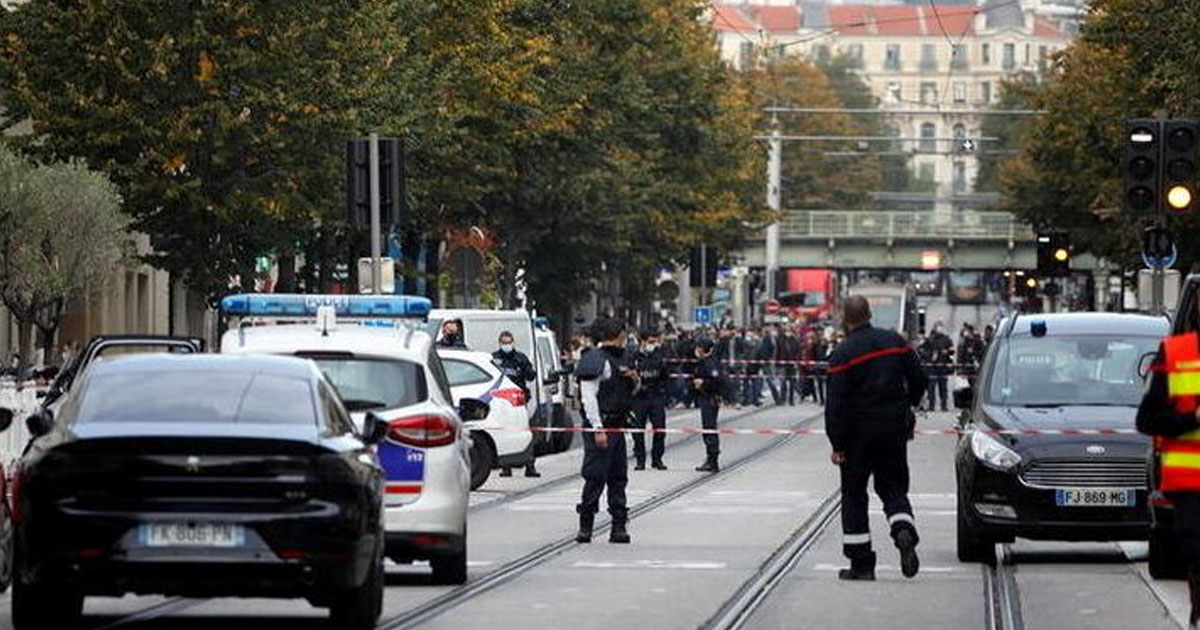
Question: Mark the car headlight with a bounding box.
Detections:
[970,430,1022,471]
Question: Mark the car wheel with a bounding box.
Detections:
[0,501,15,594]
[430,530,468,585]
[553,410,575,453]
[956,503,995,564]
[329,545,384,630]
[12,574,83,630]
[469,435,495,491]
[1149,525,1187,580]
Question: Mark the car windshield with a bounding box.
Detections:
[308,357,425,412]
[78,370,316,425]
[862,295,901,331]
[987,335,1160,407]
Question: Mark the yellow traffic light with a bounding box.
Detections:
[1168,185,1192,210]
[1025,277,1038,289]
[1053,247,1069,262]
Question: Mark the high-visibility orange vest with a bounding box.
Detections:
[1158,332,1200,493]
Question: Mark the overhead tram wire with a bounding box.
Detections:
[927,0,974,112]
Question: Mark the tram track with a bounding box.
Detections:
[984,544,1025,630]
[374,410,825,630]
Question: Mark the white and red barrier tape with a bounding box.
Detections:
[491,426,1139,437]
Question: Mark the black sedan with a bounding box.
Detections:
[7,354,388,630]
[955,313,1167,564]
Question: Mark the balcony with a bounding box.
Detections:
[776,210,1034,241]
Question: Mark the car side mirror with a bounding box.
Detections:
[26,407,54,438]
[0,408,12,433]
[1138,352,1158,380]
[459,397,490,421]
[952,386,974,411]
[362,412,389,446]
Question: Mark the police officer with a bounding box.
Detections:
[437,319,467,348]
[632,329,668,471]
[1139,314,1200,627]
[493,331,541,478]
[574,316,639,544]
[826,296,928,581]
[692,337,725,473]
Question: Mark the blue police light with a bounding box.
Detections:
[219,294,432,318]
[1030,321,1048,338]
[534,316,550,329]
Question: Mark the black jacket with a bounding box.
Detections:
[690,354,727,398]
[826,324,928,452]
[492,349,536,395]
[1137,343,1198,438]
[635,347,669,397]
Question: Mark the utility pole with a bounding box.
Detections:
[765,118,782,300]
[368,132,382,294]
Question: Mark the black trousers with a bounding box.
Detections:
[1173,493,1200,623]
[698,395,721,457]
[632,394,666,463]
[577,431,628,522]
[840,429,917,570]
[926,375,949,411]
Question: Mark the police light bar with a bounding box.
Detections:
[219,294,432,318]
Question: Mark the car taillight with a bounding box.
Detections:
[388,414,458,448]
[491,388,526,408]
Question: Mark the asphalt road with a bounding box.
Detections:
[0,405,1192,629]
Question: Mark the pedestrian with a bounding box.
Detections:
[740,328,761,407]
[826,296,928,581]
[780,327,802,405]
[757,325,783,405]
[919,322,954,412]
[574,316,639,545]
[957,324,986,388]
[493,331,541,478]
[437,319,468,349]
[691,336,726,473]
[632,328,669,471]
[983,324,996,347]
[1138,315,1200,627]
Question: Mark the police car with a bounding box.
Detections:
[218,294,484,584]
[437,348,535,489]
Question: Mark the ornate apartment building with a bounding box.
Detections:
[713,1,1072,214]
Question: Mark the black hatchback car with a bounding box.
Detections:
[955,313,1168,564]
[7,354,388,630]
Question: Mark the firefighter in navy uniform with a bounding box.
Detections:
[826,296,928,581]
[692,337,725,473]
[1138,317,1200,628]
[493,331,541,478]
[632,329,669,471]
[574,316,640,544]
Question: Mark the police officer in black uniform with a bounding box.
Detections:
[574,316,639,544]
[493,330,541,478]
[632,328,669,471]
[826,296,928,581]
[692,337,725,473]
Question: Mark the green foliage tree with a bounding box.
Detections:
[0,146,128,364]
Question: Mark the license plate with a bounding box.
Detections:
[1054,488,1136,507]
[139,522,245,548]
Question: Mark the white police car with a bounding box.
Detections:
[437,348,535,489]
[218,294,483,584]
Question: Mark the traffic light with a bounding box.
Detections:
[1016,275,1039,298]
[346,138,405,227]
[1036,231,1070,277]
[1124,119,1160,214]
[688,244,718,288]
[1163,119,1197,213]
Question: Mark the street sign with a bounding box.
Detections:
[694,306,712,325]
[765,299,781,315]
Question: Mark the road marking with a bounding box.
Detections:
[571,560,727,570]
[812,563,959,574]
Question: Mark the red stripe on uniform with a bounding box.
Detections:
[826,346,912,375]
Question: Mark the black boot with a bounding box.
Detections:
[837,567,876,581]
[499,467,513,478]
[635,459,646,471]
[576,514,594,544]
[524,463,541,478]
[695,455,719,473]
[609,520,631,544]
[652,460,667,470]
[893,526,920,579]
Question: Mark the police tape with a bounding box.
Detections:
[663,358,978,371]
[488,426,1140,437]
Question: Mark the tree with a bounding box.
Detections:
[0,146,128,364]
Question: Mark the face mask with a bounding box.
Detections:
[500,344,514,353]
[644,344,658,353]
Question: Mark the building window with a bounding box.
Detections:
[953,162,967,193]
[1038,45,1049,71]
[814,45,830,62]
[885,44,902,70]
[920,122,937,153]
[920,44,938,71]
[953,123,966,141]
[919,162,936,182]
[847,43,864,69]
[951,44,968,70]
[738,42,754,71]
[952,82,967,104]
[980,81,992,104]
[1024,43,1031,65]
[886,81,902,103]
[920,82,938,104]
[981,43,991,65]
[1002,43,1015,71]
